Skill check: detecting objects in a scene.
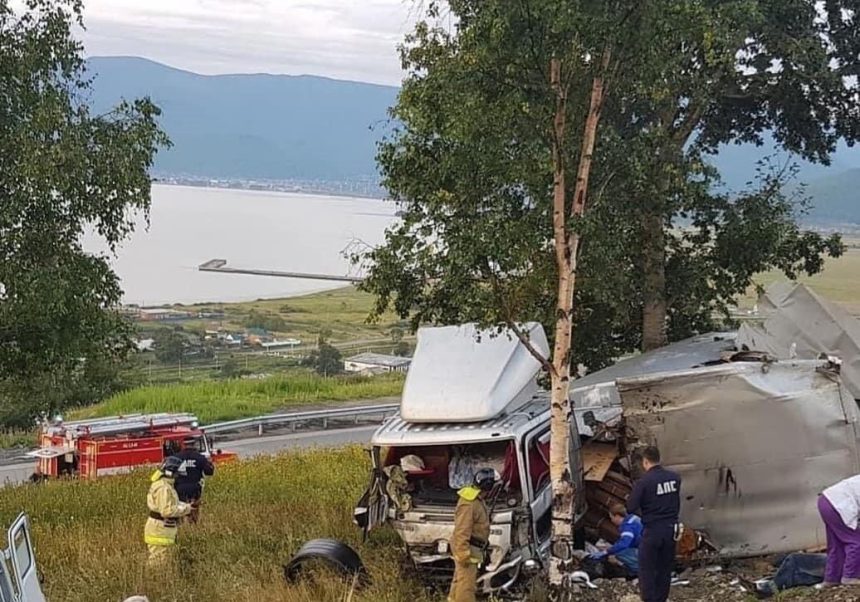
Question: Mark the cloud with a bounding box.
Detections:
[80,0,421,85]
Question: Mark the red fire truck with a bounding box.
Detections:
[26,413,237,480]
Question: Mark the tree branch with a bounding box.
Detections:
[569,45,611,221]
[670,99,706,146]
[483,262,554,374]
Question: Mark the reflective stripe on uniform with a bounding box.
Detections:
[144,534,175,546]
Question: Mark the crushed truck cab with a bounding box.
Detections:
[356,324,587,596]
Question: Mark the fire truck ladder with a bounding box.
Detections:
[44,413,200,438]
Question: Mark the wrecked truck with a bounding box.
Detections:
[350,315,860,594]
[355,323,588,594]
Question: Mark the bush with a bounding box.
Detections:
[153,330,185,363]
[244,309,287,332]
[219,358,244,379]
[278,304,309,314]
[315,343,343,376]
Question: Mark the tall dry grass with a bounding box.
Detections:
[0,447,438,602]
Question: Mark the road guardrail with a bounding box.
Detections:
[203,403,399,436]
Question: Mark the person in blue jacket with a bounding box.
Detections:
[590,503,643,577]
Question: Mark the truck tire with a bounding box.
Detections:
[283,538,369,585]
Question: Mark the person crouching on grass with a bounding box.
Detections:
[590,503,643,578]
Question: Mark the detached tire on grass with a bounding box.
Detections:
[283,538,369,586]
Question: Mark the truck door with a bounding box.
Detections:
[6,514,46,602]
[524,421,587,546]
[0,551,15,602]
[569,420,586,523]
[354,446,389,537]
[524,427,552,545]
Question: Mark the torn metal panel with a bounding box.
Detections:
[570,333,738,436]
[737,282,860,400]
[618,359,860,557]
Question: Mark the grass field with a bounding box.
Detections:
[0,448,439,602]
[68,372,404,424]
[152,286,406,345]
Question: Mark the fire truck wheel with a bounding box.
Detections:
[28,473,48,485]
[283,538,369,586]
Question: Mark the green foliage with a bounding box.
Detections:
[0,448,433,602]
[219,358,244,379]
[358,0,856,370]
[153,329,186,363]
[0,0,169,426]
[315,343,343,376]
[244,309,287,332]
[67,372,403,424]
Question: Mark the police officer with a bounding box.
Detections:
[174,438,215,523]
[448,468,499,602]
[626,445,681,602]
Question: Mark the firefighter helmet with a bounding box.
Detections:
[160,455,184,478]
[474,468,500,492]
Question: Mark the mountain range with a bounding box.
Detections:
[86,56,859,225]
[86,56,397,181]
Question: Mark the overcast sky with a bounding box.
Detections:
[80,0,426,86]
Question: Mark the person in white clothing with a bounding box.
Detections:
[819,475,860,586]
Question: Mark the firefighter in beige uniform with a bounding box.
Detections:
[144,456,191,566]
[448,468,499,602]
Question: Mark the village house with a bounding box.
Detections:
[343,352,411,375]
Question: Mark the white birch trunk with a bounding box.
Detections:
[547,52,609,596]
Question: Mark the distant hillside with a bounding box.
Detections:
[86,56,859,222]
[803,168,860,225]
[85,56,397,181]
[707,138,860,225]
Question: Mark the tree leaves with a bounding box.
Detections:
[357,0,854,373]
[0,0,169,425]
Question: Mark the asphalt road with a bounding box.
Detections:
[0,425,378,488]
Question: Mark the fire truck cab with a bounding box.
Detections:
[27,413,236,480]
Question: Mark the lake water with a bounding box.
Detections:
[83,184,397,305]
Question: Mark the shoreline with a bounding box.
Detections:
[153,179,388,202]
[126,283,356,309]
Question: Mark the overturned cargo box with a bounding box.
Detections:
[617,357,860,557]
